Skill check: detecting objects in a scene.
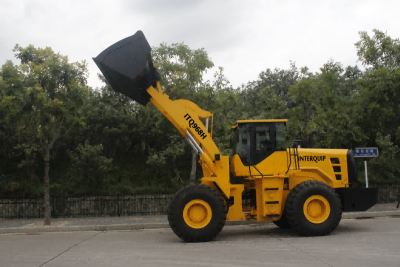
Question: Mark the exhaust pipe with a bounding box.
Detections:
[308,130,318,148]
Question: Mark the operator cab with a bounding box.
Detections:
[232,120,288,166]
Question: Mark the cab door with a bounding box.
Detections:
[251,123,276,165]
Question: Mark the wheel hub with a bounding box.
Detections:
[183,199,212,229]
[303,195,331,224]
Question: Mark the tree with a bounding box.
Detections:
[354,30,400,147]
[152,42,214,97]
[355,67,400,146]
[288,60,364,149]
[355,29,400,71]
[0,45,88,225]
[353,30,400,184]
[255,62,301,109]
[68,140,113,195]
[189,151,197,185]
[312,61,364,149]
[0,61,31,196]
[367,133,400,184]
[287,73,319,146]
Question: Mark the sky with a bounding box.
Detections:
[1,0,399,89]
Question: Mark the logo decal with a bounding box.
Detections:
[184,113,207,140]
[299,156,326,163]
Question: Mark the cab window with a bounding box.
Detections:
[276,122,286,151]
[256,126,271,152]
[236,128,251,165]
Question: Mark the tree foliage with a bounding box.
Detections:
[355,29,400,71]
[0,45,88,224]
[1,29,400,200]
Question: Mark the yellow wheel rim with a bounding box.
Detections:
[303,195,331,224]
[183,199,212,229]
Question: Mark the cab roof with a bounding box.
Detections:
[231,119,288,129]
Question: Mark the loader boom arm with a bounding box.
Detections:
[93,31,232,198]
[148,82,220,176]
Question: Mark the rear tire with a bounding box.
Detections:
[272,213,291,229]
[168,184,226,242]
[285,180,342,236]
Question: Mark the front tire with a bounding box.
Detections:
[168,184,226,242]
[285,180,342,236]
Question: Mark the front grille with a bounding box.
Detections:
[333,166,341,172]
[330,158,340,164]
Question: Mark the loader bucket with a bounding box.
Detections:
[93,31,159,105]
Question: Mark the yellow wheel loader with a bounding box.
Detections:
[93,31,378,242]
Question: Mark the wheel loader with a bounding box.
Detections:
[93,31,378,242]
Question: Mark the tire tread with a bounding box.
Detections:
[284,180,342,236]
[168,184,226,242]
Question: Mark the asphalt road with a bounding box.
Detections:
[1,216,399,267]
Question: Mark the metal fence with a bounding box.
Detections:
[1,187,399,220]
[0,194,174,220]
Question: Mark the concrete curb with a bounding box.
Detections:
[1,210,399,235]
[0,223,170,235]
[342,210,400,219]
